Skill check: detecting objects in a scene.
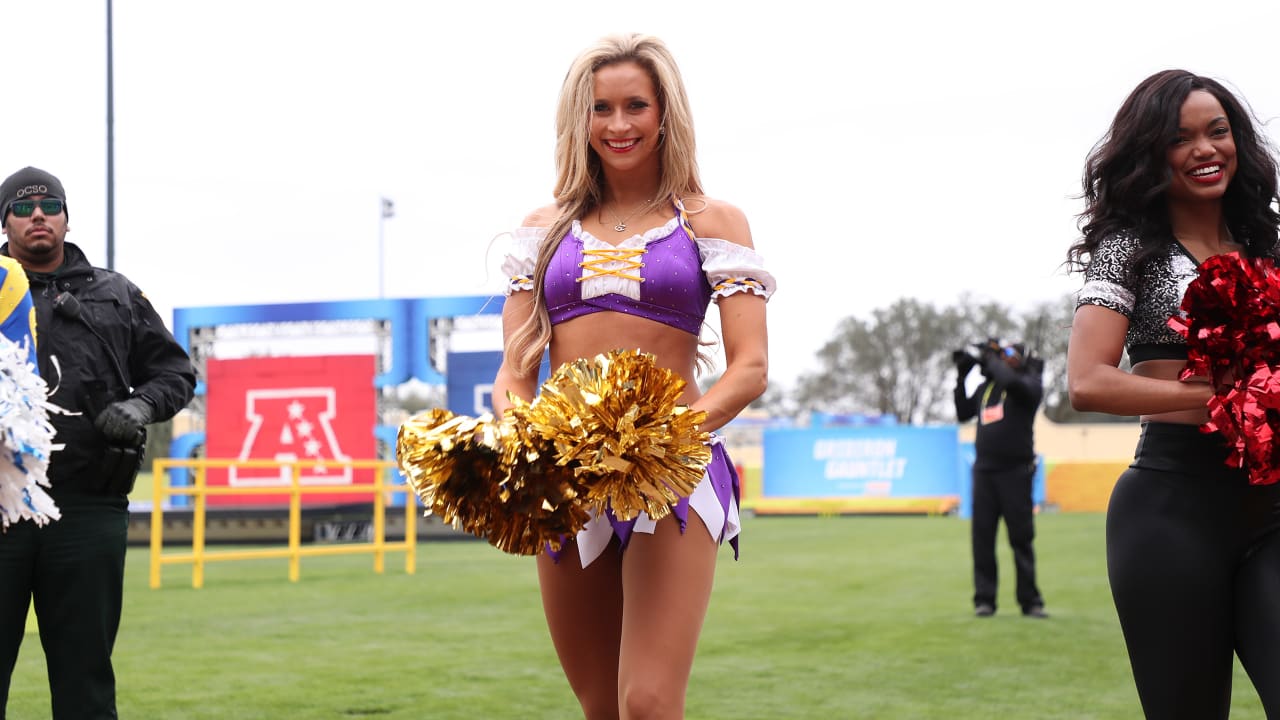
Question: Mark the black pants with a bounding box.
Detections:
[1108,423,1280,719]
[971,461,1042,612]
[0,494,128,720]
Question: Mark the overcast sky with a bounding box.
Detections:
[5,0,1280,388]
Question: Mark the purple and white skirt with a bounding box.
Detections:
[550,436,741,567]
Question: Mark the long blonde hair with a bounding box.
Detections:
[506,33,704,376]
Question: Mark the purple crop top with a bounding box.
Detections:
[544,216,710,334]
[502,205,776,335]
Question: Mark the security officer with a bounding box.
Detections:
[0,167,196,718]
[954,338,1047,619]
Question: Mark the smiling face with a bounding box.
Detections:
[1166,89,1237,207]
[3,194,67,272]
[589,61,663,177]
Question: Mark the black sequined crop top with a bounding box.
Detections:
[1074,233,1198,364]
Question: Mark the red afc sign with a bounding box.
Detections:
[205,355,377,506]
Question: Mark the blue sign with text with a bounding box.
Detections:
[763,426,961,499]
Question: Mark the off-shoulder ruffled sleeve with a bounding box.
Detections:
[501,227,547,296]
[1076,233,1140,317]
[696,237,776,302]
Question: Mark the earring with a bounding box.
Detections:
[659,125,665,135]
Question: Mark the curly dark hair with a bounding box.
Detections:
[1066,69,1280,272]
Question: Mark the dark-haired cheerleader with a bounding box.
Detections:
[1066,70,1280,717]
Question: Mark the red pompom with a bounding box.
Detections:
[1171,252,1280,484]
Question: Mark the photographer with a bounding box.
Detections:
[953,338,1047,619]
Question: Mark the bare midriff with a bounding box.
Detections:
[1132,358,1212,425]
[549,312,703,406]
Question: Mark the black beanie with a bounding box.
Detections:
[0,167,68,222]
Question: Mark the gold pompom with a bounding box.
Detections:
[396,408,505,538]
[516,349,711,521]
[397,407,593,555]
[395,349,713,556]
[484,412,592,556]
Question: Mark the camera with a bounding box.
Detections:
[954,338,1039,374]
[976,337,1004,357]
[953,338,998,366]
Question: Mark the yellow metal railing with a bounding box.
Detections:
[148,458,417,589]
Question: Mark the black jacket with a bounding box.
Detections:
[954,353,1043,471]
[1,241,196,496]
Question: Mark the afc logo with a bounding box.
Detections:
[231,387,353,486]
[205,354,377,505]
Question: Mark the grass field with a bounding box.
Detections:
[6,512,1269,719]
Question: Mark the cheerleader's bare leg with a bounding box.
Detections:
[616,511,717,720]
[537,541,625,720]
[536,441,738,719]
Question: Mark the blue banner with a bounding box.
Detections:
[763,426,961,499]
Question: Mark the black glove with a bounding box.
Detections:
[95,397,153,445]
[952,350,977,374]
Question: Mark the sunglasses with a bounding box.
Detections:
[8,198,64,217]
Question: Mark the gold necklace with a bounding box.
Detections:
[602,197,657,233]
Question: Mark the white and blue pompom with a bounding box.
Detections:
[0,336,60,528]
